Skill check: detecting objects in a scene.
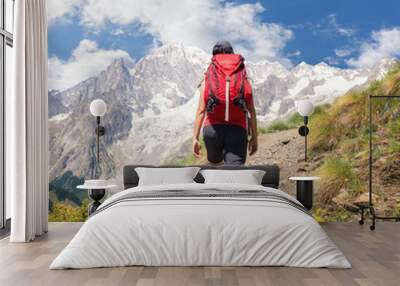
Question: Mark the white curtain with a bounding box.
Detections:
[8,0,49,242]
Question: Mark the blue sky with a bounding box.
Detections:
[47,0,400,90]
[263,0,400,65]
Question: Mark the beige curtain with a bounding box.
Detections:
[8,0,48,242]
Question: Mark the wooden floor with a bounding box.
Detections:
[0,222,399,286]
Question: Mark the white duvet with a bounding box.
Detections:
[50,183,351,269]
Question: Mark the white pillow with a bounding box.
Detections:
[135,167,201,186]
[200,169,266,185]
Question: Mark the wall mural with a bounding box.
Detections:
[47,0,400,221]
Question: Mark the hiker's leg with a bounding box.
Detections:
[203,125,224,165]
[223,125,248,165]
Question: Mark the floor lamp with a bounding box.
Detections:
[90,99,107,170]
[296,100,314,162]
[87,99,107,215]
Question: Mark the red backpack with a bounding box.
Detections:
[204,54,249,123]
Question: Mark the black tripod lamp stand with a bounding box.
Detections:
[296,100,314,162]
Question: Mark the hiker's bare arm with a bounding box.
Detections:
[193,82,206,141]
[192,82,206,158]
[248,99,258,156]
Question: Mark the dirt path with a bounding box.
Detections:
[247,128,310,196]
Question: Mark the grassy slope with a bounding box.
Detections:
[308,63,400,219]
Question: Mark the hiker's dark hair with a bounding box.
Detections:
[212,41,234,55]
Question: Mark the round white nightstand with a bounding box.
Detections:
[77,180,118,215]
[289,177,320,210]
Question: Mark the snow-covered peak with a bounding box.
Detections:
[247,60,289,83]
[145,43,209,67]
[291,61,314,77]
[150,43,186,57]
[366,58,398,80]
[183,46,210,67]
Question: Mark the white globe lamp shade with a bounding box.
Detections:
[296,100,314,117]
[90,99,107,117]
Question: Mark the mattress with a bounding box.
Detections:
[50,183,351,269]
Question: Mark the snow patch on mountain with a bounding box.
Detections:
[49,112,71,122]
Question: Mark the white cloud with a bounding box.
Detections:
[347,27,400,68]
[327,14,355,37]
[47,0,83,24]
[78,0,293,64]
[111,28,125,36]
[295,14,356,38]
[334,48,352,58]
[323,56,340,66]
[287,50,301,57]
[49,39,134,91]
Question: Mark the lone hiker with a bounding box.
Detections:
[192,41,258,165]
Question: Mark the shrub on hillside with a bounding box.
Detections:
[49,200,89,222]
[316,157,361,206]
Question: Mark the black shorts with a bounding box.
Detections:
[203,124,248,165]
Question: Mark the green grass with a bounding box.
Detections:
[166,139,206,166]
[316,157,362,206]
[258,112,303,134]
[389,142,400,153]
[170,153,197,166]
[393,203,400,217]
[264,121,291,133]
[48,200,89,222]
[312,207,353,223]
[257,126,269,134]
[388,118,400,138]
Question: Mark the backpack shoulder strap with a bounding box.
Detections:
[235,66,246,100]
[210,63,220,92]
[232,67,249,113]
[205,63,220,112]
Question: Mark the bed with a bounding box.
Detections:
[50,165,351,269]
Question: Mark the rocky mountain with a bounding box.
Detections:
[48,43,396,189]
[246,59,395,121]
[48,90,68,117]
